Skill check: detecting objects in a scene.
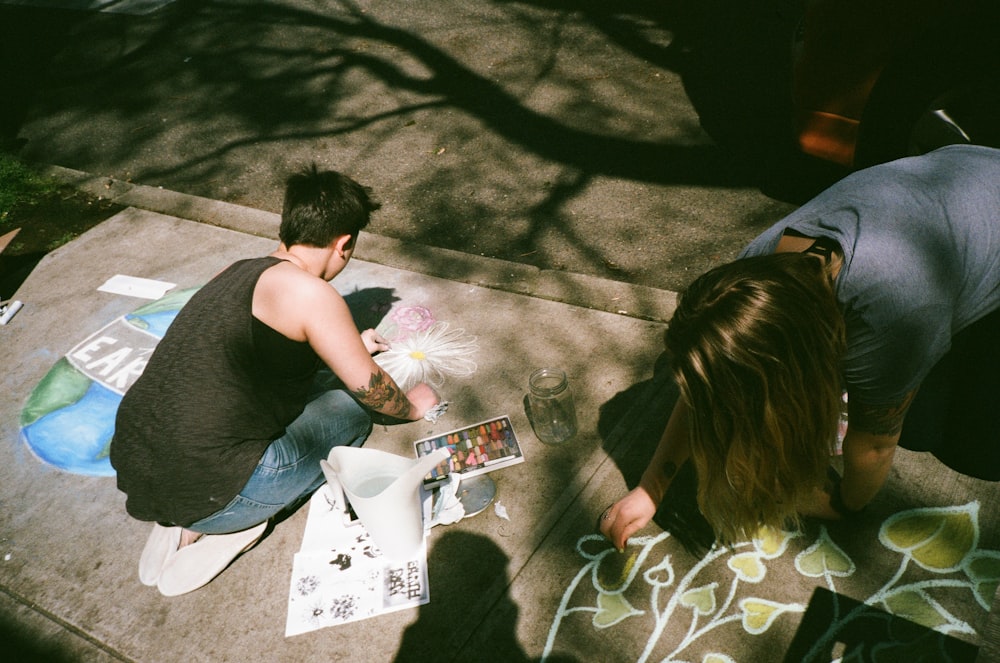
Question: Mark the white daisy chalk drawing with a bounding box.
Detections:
[374,321,479,391]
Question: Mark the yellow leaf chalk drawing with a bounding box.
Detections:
[794,527,855,578]
[594,592,644,628]
[753,527,794,558]
[595,549,641,593]
[964,550,1000,610]
[739,598,803,635]
[679,583,718,616]
[541,502,997,663]
[880,503,978,572]
[728,553,766,583]
[703,654,736,663]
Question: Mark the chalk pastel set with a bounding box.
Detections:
[412,415,525,486]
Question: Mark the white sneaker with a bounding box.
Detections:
[138,524,181,586]
[156,521,268,597]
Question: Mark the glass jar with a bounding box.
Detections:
[526,368,578,445]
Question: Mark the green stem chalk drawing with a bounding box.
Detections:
[543,502,998,662]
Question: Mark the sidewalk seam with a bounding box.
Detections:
[0,584,135,662]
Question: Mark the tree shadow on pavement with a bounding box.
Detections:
[2,0,846,294]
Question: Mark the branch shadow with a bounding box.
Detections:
[3,0,847,294]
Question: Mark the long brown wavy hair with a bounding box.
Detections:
[664,253,846,544]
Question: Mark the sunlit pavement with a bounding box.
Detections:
[3,1,1000,660]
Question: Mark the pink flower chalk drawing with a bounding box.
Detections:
[385,305,436,340]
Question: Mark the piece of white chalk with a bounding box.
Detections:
[0,300,23,325]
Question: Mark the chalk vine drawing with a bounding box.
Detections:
[543,501,1000,662]
[374,305,479,392]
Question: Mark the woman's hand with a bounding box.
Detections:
[405,383,439,420]
[796,484,842,521]
[599,401,691,552]
[599,487,658,552]
[361,329,390,355]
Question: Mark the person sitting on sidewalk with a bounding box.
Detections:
[601,144,1000,549]
[110,165,439,596]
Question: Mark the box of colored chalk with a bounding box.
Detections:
[412,415,525,486]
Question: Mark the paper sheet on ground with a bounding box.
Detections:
[285,479,429,637]
[98,274,176,299]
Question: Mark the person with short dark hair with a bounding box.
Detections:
[111,165,439,595]
[601,144,1000,548]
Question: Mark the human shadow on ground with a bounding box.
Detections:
[343,286,400,333]
[0,251,45,302]
[393,530,580,663]
[0,613,81,663]
[506,0,848,203]
[784,587,979,662]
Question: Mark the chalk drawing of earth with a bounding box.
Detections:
[19,287,199,476]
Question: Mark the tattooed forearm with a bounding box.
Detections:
[352,370,411,419]
[661,461,678,480]
[848,391,916,437]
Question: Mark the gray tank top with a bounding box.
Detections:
[111,257,321,525]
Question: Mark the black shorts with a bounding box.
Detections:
[899,306,1000,480]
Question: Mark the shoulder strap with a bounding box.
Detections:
[803,236,839,261]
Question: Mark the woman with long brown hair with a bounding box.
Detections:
[601,144,1000,549]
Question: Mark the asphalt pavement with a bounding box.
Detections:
[1,0,847,295]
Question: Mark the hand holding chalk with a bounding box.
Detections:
[361,328,391,354]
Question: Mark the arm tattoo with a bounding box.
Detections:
[352,370,411,419]
[848,392,916,437]
[662,461,678,480]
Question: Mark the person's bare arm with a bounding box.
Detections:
[799,391,915,519]
[348,368,434,420]
[837,392,914,511]
[253,265,436,419]
[600,400,691,551]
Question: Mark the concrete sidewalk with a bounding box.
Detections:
[0,172,677,662]
[3,174,999,662]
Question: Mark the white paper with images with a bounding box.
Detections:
[285,481,430,637]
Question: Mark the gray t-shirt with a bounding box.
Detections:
[740,145,1000,405]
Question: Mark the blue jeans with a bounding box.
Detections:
[187,388,372,534]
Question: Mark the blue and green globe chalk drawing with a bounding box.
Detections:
[19,287,200,476]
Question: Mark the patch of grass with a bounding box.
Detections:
[0,153,61,223]
[0,153,125,299]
